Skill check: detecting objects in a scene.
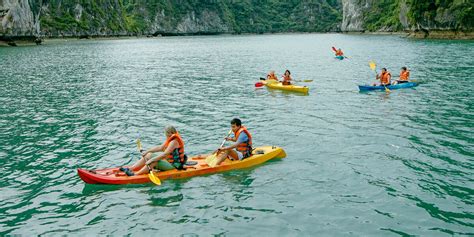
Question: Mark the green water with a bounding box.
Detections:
[1,34,473,236]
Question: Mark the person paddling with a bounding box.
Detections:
[281,70,292,85]
[266,70,278,80]
[393,67,410,85]
[335,48,344,57]
[212,118,253,166]
[374,68,392,86]
[121,126,186,176]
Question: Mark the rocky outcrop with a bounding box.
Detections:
[1,0,341,40]
[0,0,38,37]
[341,0,366,32]
[341,0,473,38]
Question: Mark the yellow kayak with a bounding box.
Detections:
[263,79,309,94]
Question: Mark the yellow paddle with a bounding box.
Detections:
[369,61,390,93]
[206,130,232,167]
[137,136,161,185]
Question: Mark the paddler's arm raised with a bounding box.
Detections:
[146,140,178,165]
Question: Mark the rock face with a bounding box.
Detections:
[341,0,473,37]
[0,0,38,37]
[341,0,367,32]
[0,0,342,38]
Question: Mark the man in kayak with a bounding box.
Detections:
[121,126,186,176]
[214,118,253,166]
[266,70,278,80]
[335,48,344,57]
[281,70,292,85]
[374,68,392,86]
[392,67,410,85]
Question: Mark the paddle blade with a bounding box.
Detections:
[385,87,391,93]
[303,80,313,82]
[205,153,219,167]
[369,61,376,71]
[332,46,337,52]
[148,172,161,185]
[136,137,142,152]
[255,82,264,87]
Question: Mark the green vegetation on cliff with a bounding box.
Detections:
[362,0,403,31]
[36,0,342,36]
[407,0,473,30]
[360,0,473,32]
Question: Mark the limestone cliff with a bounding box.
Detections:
[0,0,38,37]
[341,0,473,38]
[0,0,342,39]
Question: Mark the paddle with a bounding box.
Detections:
[137,137,161,185]
[255,77,267,87]
[369,61,390,93]
[205,130,232,167]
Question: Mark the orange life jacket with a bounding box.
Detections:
[267,74,278,80]
[282,75,292,85]
[163,133,186,166]
[380,71,391,85]
[399,70,410,81]
[335,50,344,56]
[234,126,252,158]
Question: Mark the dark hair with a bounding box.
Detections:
[285,70,291,75]
[231,118,242,126]
[401,67,407,70]
[382,68,387,71]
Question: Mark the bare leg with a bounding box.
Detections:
[134,161,158,175]
[215,149,239,165]
[129,153,153,171]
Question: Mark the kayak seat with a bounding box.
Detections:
[185,161,198,166]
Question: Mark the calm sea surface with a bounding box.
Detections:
[0,34,473,236]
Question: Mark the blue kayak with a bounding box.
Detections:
[358,82,418,91]
[335,56,344,60]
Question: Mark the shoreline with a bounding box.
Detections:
[1,30,472,47]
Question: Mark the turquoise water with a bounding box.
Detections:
[0,34,473,235]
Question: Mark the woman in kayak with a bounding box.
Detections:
[374,68,392,86]
[266,70,278,80]
[281,70,292,85]
[121,126,186,176]
[393,67,410,85]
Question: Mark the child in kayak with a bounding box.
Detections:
[374,68,392,86]
[392,67,410,85]
[121,126,186,176]
[281,70,292,85]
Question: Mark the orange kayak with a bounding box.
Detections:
[77,146,286,185]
